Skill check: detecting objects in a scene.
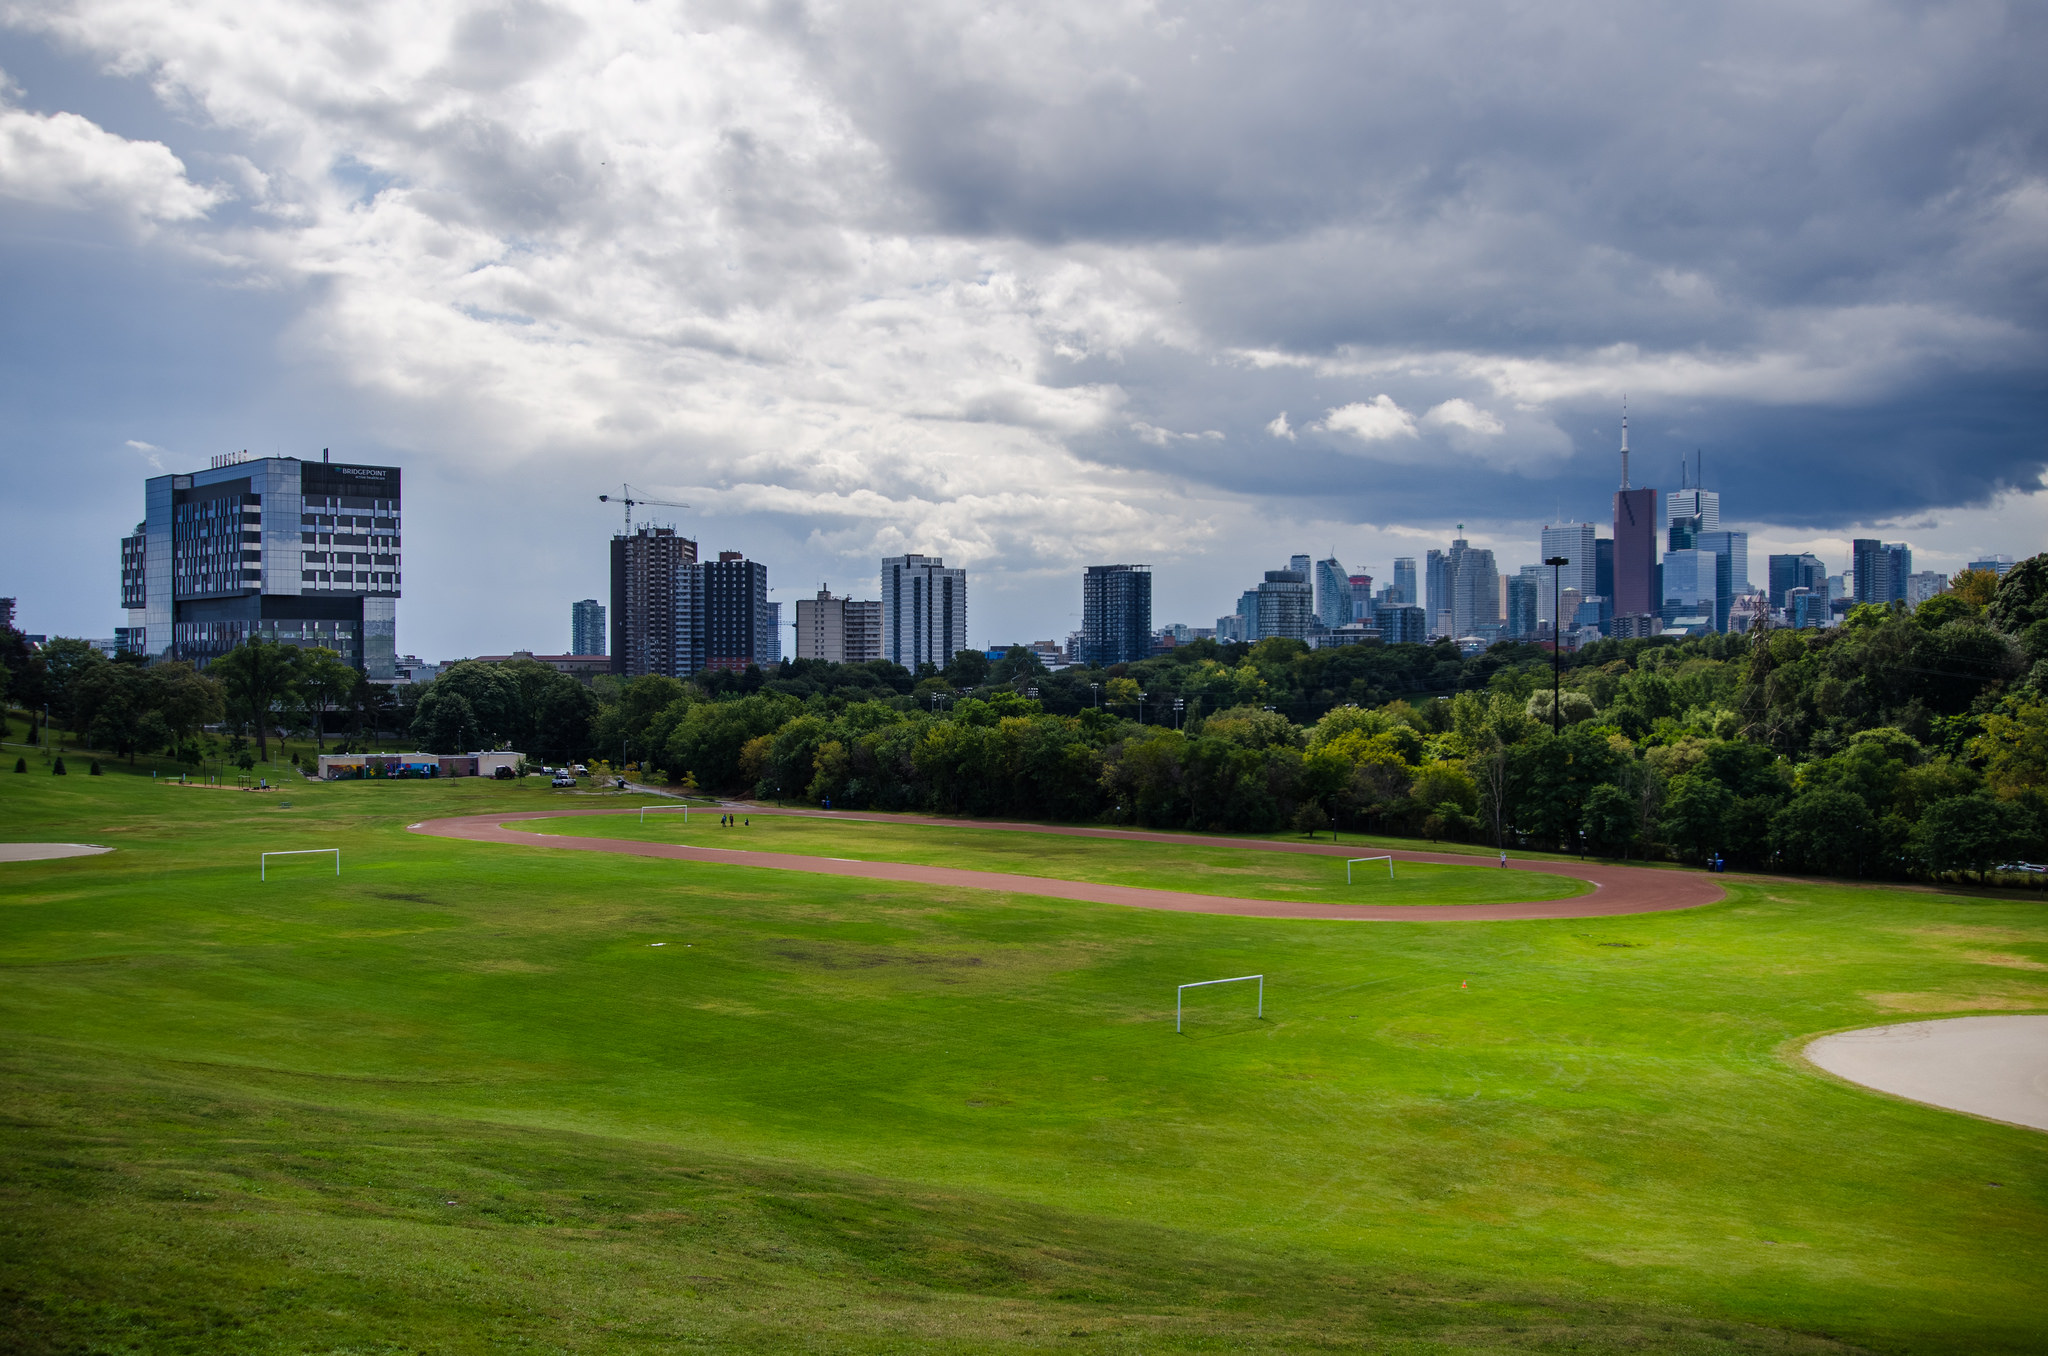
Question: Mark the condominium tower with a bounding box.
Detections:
[571,598,606,655]
[610,525,698,678]
[795,587,882,663]
[1080,564,1153,667]
[881,554,968,671]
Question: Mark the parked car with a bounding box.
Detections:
[1995,861,2047,874]
[551,774,577,787]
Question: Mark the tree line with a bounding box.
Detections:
[7,554,2043,884]
[1,634,393,768]
[574,555,2046,883]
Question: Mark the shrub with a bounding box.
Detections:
[52,757,67,776]
[89,759,102,776]
[13,757,24,773]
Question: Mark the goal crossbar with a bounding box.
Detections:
[639,805,693,825]
[1346,855,1394,883]
[261,848,339,880]
[1177,974,1263,1032]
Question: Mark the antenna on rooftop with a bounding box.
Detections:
[1619,398,1631,489]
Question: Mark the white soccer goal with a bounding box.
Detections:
[1346,856,1394,883]
[1177,974,1263,1033]
[639,805,693,825]
[261,848,339,880]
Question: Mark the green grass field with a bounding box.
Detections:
[517,811,1589,906]
[2,765,2045,1353]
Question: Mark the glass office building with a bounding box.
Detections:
[126,453,401,677]
[571,598,607,656]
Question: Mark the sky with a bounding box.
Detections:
[0,0,2043,655]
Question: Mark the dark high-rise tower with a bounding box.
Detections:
[1081,564,1153,666]
[1612,412,1659,623]
[702,552,771,673]
[610,525,697,678]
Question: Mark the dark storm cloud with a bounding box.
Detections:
[787,0,2048,526]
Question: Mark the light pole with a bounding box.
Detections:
[1089,682,1101,708]
[1173,696,1185,729]
[1544,555,1570,733]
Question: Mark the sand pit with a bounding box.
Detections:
[1807,1016,2048,1133]
[0,843,113,862]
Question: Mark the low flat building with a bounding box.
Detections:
[318,750,522,780]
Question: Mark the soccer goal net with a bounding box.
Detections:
[261,848,339,880]
[1346,856,1394,883]
[1177,974,1264,1032]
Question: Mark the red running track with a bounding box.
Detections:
[411,807,1725,922]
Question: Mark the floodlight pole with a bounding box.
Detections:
[1544,555,1570,733]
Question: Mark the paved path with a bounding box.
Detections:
[411,808,1725,922]
[0,842,112,862]
[1807,1016,2048,1133]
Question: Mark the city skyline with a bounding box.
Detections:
[69,441,2025,671]
[1,4,2042,653]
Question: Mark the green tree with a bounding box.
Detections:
[1971,694,2048,796]
[1661,774,1734,864]
[1582,782,1638,858]
[944,648,990,688]
[1984,553,2048,635]
[210,638,304,760]
[663,693,803,790]
[38,637,108,734]
[1524,689,1598,727]
[533,676,600,763]
[78,663,150,763]
[1198,705,1300,750]
[1910,793,2037,881]
[295,647,359,752]
[1770,788,1876,877]
[431,661,521,746]
[413,688,481,754]
[152,662,225,747]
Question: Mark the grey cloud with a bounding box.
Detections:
[3,0,2046,652]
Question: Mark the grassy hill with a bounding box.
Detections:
[2,764,2043,1352]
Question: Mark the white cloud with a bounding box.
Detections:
[1421,399,1504,436]
[0,100,220,221]
[124,438,166,469]
[1320,395,1417,442]
[1265,411,1295,440]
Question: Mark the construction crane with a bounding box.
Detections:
[599,484,690,534]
